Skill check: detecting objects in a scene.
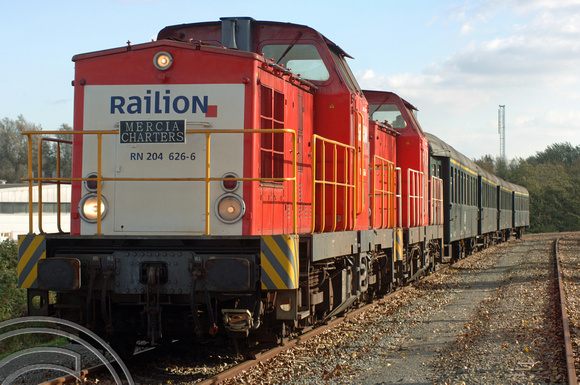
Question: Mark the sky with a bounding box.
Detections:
[1,0,579,161]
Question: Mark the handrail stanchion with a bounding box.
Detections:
[96,133,103,235]
[37,137,44,234]
[205,132,211,235]
[27,134,34,234]
[291,131,297,234]
[56,143,63,233]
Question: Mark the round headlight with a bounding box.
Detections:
[221,172,240,192]
[214,193,245,223]
[78,194,108,223]
[154,51,173,70]
[84,172,101,192]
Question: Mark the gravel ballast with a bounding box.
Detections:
[225,234,569,384]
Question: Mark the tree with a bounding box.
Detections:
[527,142,580,166]
[41,124,73,180]
[0,116,41,183]
[503,147,580,233]
[0,118,73,183]
[473,154,495,174]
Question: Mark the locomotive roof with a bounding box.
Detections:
[363,90,418,112]
[157,18,353,59]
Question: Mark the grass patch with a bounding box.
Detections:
[0,239,27,322]
[0,335,69,360]
[0,239,66,357]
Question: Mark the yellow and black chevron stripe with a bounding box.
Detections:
[18,234,46,289]
[260,234,299,290]
[394,228,403,262]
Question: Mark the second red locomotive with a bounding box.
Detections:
[18,17,529,355]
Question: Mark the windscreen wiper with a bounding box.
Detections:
[276,32,303,64]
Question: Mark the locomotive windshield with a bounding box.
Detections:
[370,104,407,129]
[262,44,330,81]
[329,49,362,92]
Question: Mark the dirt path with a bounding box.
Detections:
[226,234,568,385]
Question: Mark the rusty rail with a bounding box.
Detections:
[554,237,578,385]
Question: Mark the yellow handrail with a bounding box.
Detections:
[407,168,424,227]
[311,134,356,233]
[36,137,72,234]
[22,128,298,236]
[371,155,396,229]
[355,111,365,215]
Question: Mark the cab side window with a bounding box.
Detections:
[262,44,330,81]
[369,104,407,129]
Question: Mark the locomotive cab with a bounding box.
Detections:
[364,90,443,277]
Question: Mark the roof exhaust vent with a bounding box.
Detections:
[220,17,255,52]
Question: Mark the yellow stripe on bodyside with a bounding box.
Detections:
[481,176,498,186]
[450,158,478,177]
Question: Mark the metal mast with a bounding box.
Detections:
[498,105,505,160]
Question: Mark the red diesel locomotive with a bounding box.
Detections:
[17,17,527,354]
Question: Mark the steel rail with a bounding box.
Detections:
[554,237,578,385]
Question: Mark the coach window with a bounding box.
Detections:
[461,172,465,204]
[483,184,487,207]
[465,174,471,205]
[464,174,467,205]
[473,178,477,206]
[460,172,464,204]
[473,178,476,206]
[463,173,467,205]
[461,172,465,205]
[470,177,475,206]
[464,173,467,205]
[467,176,471,206]
[467,175,471,206]
[454,169,458,204]
[262,44,330,82]
[454,169,459,204]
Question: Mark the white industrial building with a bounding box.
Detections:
[0,183,71,241]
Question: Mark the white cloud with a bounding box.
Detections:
[545,110,580,127]
[356,1,580,159]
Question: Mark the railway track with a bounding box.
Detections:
[37,234,580,384]
[555,234,580,385]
